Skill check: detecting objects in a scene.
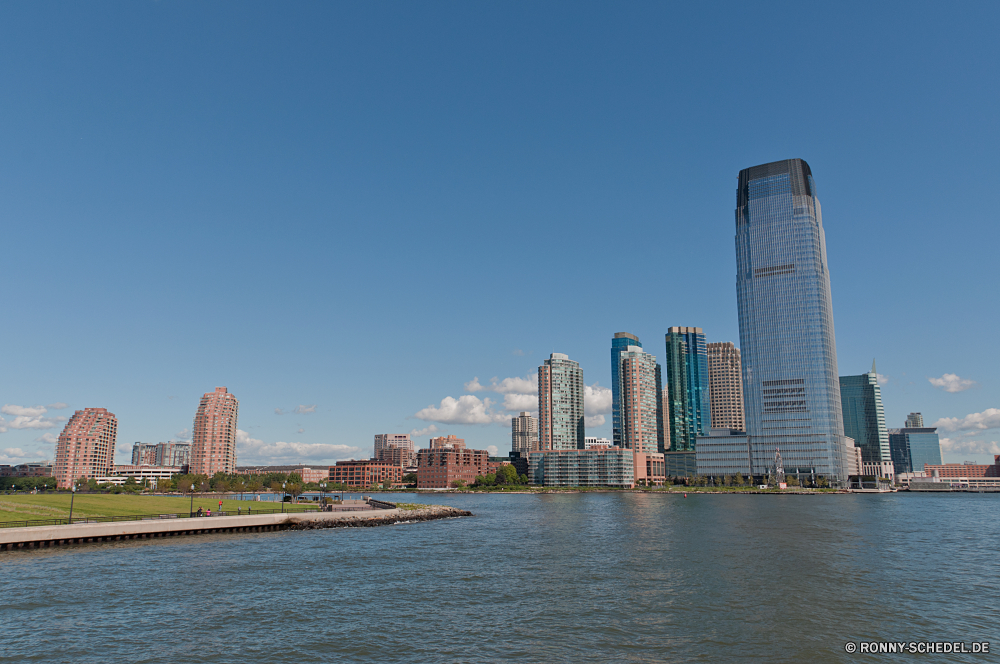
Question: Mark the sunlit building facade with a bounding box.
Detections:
[664,326,710,451]
[839,365,890,464]
[53,408,118,488]
[736,158,852,482]
[190,387,239,476]
[538,353,585,450]
[707,342,745,431]
[611,332,641,447]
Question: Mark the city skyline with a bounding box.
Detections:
[1,3,997,468]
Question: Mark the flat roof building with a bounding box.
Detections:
[529,448,635,488]
[417,448,489,488]
[190,387,239,476]
[54,408,118,488]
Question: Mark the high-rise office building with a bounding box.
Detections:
[663,327,710,451]
[611,332,641,447]
[618,345,664,454]
[735,158,852,482]
[132,442,158,465]
[511,412,539,454]
[840,364,891,464]
[190,387,239,476]
[156,442,191,467]
[707,342,745,431]
[538,353,585,450]
[53,408,118,487]
[889,427,942,474]
[905,413,924,428]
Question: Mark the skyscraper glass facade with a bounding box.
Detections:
[611,332,641,447]
[889,428,942,474]
[663,327,710,451]
[839,370,890,464]
[618,345,663,454]
[735,159,851,482]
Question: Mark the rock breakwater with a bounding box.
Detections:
[289,505,471,530]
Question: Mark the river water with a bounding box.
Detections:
[1,492,996,662]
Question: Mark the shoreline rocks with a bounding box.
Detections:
[289,505,472,530]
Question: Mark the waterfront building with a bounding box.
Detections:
[416,448,489,488]
[53,408,118,488]
[888,428,942,474]
[839,363,891,464]
[511,412,539,454]
[0,462,53,478]
[735,158,853,483]
[237,464,331,484]
[861,461,895,481]
[905,412,924,428]
[374,446,416,469]
[618,345,664,454]
[329,459,403,487]
[374,434,417,466]
[633,452,666,486]
[663,327,710,451]
[101,465,184,486]
[429,435,466,450]
[611,332,641,447]
[665,451,698,477]
[529,448,635,488]
[922,458,1000,478]
[190,387,239,476]
[538,353,585,450]
[707,342,745,431]
[695,429,751,478]
[132,443,158,465]
[155,442,191,468]
[584,437,613,449]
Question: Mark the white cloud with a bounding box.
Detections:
[512,349,525,357]
[34,433,59,444]
[294,404,317,414]
[2,447,26,458]
[928,373,976,393]
[174,428,192,441]
[1,404,48,417]
[0,417,6,434]
[414,395,507,425]
[47,402,68,409]
[464,375,537,395]
[585,415,606,428]
[275,408,285,415]
[6,415,61,430]
[487,445,499,455]
[502,393,537,412]
[584,383,612,415]
[940,437,1000,455]
[409,424,440,437]
[933,408,1000,433]
[875,373,889,385]
[236,429,360,464]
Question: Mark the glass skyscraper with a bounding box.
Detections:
[663,326,710,451]
[538,353,585,451]
[889,428,942,474]
[611,332,641,448]
[839,364,890,464]
[735,159,852,482]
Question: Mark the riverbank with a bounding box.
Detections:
[0,503,471,552]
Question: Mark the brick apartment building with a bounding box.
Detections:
[417,448,489,488]
[329,459,403,487]
[924,457,1000,478]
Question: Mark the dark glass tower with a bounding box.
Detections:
[611,332,641,447]
[736,159,852,482]
[663,326,710,451]
[839,363,890,464]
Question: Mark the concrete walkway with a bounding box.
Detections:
[0,508,402,551]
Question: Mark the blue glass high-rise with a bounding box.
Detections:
[735,159,852,483]
[663,327,710,451]
[611,332,641,447]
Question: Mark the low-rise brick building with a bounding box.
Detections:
[417,448,489,488]
[924,457,1000,478]
[329,460,403,487]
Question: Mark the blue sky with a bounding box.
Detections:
[2,1,998,467]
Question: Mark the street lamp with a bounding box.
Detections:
[281,481,286,513]
[69,484,76,524]
[190,482,196,517]
[320,482,326,506]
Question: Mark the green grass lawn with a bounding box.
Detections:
[0,493,317,524]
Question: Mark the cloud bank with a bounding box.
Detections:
[933,408,1000,433]
[236,429,360,465]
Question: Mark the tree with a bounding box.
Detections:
[496,465,518,486]
[382,478,392,490]
[288,483,304,501]
[402,472,418,485]
[451,479,466,489]
[214,480,229,493]
[734,472,745,487]
[518,473,529,485]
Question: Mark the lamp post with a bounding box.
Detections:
[190,482,196,517]
[281,481,286,513]
[69,484,76,524]
[320,482,326,506]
